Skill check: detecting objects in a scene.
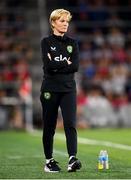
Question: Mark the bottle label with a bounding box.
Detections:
[98,150,109,170]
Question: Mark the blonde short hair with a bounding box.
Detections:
[49,9,72,30]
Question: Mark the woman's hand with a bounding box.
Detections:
[67,57,72,65]
[47,53,52,60]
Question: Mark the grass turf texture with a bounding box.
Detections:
[0,128,131,179]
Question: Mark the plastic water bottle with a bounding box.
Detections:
[98,150,104,170]
[103,150,109,169]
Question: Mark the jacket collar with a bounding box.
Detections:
[52,34,67,41]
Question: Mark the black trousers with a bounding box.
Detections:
[40,91,77,159]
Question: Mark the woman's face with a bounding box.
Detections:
[52,14,69,34]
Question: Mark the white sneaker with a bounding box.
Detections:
[68,157,82,172]
[44,159,61,172]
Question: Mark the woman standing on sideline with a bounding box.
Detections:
[40,9,82,172]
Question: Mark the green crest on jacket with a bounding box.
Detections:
[67,45,73,53]
[44,92,51,100]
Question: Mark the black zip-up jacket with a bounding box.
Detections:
[40,34,79,92]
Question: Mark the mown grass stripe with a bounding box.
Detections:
[7,149,67,159]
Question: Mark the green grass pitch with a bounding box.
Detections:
[0,128,131,179]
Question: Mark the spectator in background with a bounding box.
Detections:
[93,29,105,47]
[107,27,125,48]
[112,45,127,63]
[83,85,118,127]
[110,63,128,95]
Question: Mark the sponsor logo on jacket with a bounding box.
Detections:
[54,54,68,61]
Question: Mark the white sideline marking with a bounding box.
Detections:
[78,137,131,151]
[30,131,131,151]
[56,133,131,151]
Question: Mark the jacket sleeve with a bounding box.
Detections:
[41,38,68,72]
[57,41,79,73]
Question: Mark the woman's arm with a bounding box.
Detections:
[56,41,79,73]
[41,38,70,72]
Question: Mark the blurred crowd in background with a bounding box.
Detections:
[72,0,131,128]
[0,0,131,130]
[0,0,32,129]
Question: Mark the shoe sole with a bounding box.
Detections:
[68,160,82,172]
